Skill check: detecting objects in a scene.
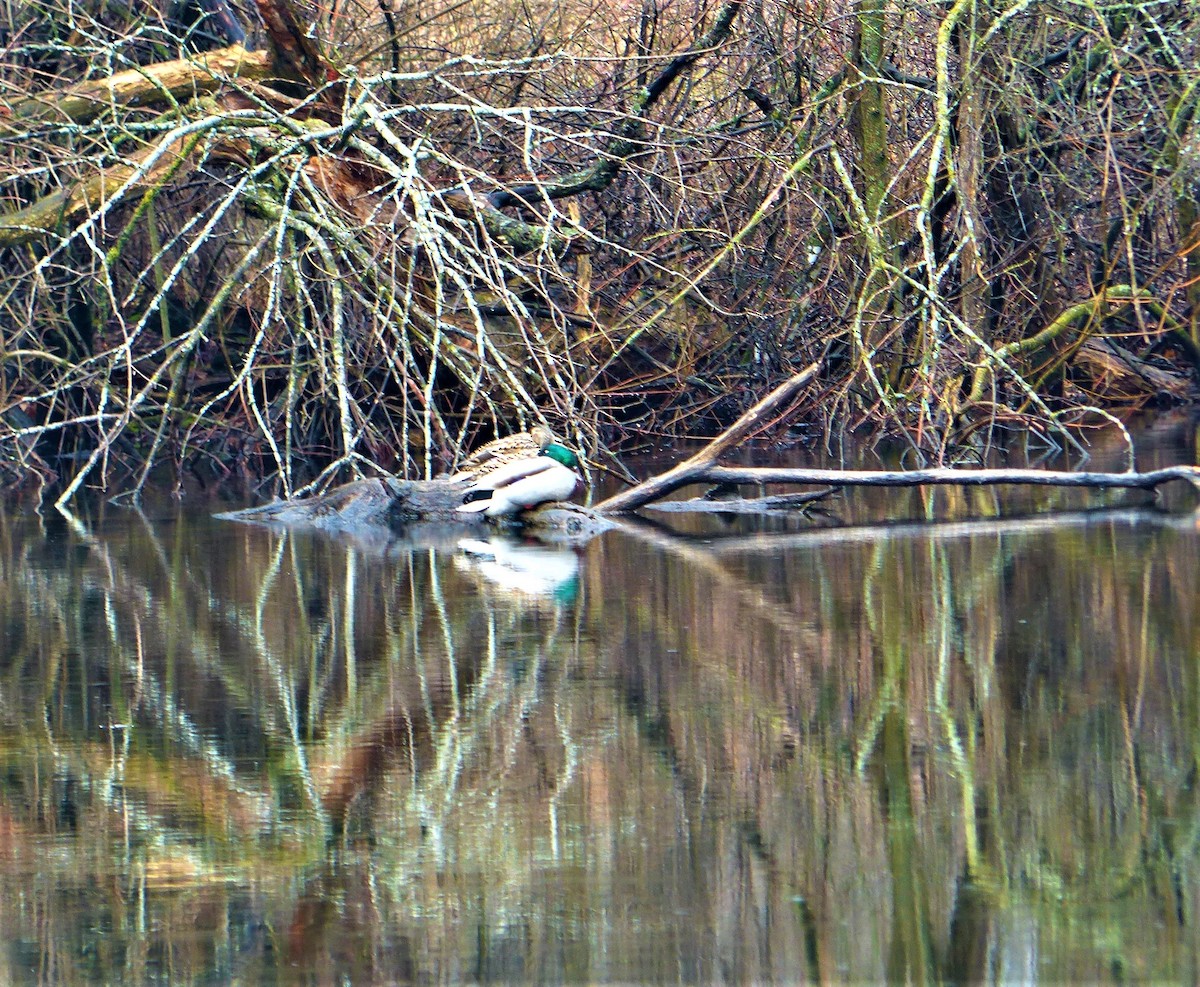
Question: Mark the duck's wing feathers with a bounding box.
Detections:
[448,437,537,482]
[453,426,557,477]
[458,433,538,469]
[468,456,557,491]
[451,425,561,480]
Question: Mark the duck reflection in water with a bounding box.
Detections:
[455,535,580,603]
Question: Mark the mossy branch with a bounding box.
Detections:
[6,46,272,128]
[968,285,1138,403]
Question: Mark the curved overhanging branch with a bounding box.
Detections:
[489,0,745,210]
[594,361,823,513]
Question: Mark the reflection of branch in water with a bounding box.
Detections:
[42,735,244,885]
[299,539,587,843]
[250,532,328,822]
[51,506,276,811]
[313,594,586,854]
[103,507,334,764]
[44,508,471,846]
[610,522,819,643]
[127,512,559,839]
[6,521,279,874]
[609,502,1196,556]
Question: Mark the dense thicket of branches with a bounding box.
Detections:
[0,0,1196,501]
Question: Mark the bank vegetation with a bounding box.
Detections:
[0,0,1196,501]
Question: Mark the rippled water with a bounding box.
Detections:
[0,422,1198,983]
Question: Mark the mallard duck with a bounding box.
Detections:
[449,425,557,481]
[456,442,583,518]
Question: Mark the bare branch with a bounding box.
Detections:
[595,361,822,513]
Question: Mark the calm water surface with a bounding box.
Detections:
[0,423,1198,983]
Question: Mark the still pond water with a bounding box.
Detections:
[0,421,1198,984]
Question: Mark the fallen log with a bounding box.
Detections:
[214,476,469,530]
[7,46,272,127]
[595,360,1200,512]
[214,476,619,542]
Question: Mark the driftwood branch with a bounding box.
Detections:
[647,463,1200,495]
[594,361,823,513]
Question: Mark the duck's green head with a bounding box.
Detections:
[543,443,580,469]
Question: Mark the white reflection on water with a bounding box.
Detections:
[455,535,580,601]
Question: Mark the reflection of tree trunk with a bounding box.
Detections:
[945,877,994,984]
[316,650,483,835]
[881,704,933,982]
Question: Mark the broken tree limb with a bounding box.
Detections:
[593,361,823,513]
[0,128,210,248]
[254,0,334,87]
